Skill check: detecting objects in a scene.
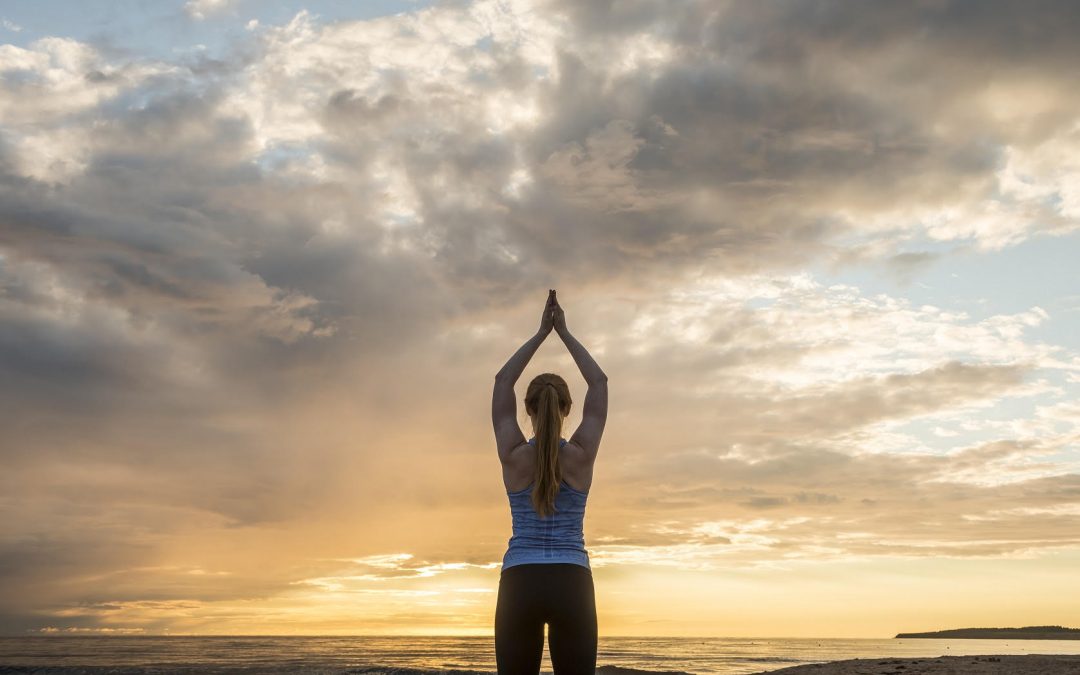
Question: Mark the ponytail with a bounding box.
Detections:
[524,374,572,518]
[532,384,563,517]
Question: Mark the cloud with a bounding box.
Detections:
[184,0,236,21]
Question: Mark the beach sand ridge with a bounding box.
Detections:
[754,653,1080,674]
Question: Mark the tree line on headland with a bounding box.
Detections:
[895,625,1080,639]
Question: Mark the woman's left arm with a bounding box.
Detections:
[492,329,547,462]
[492,292,556,461]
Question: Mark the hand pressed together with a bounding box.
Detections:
[539,289,567,338]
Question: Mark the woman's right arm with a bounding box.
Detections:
[559,328,607,386]
[559,326,608,460]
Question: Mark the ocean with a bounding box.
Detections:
[2,635,1080,674]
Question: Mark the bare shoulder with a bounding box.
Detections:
[501,439,532,468]
[561,440,596,492]
[560,440,591,468]
[500,440,533,492]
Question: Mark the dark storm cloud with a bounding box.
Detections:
[529,0,1080,253]
[0,72,435,426]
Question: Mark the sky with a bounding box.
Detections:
[1,0,1079,639]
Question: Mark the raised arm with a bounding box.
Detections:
[492,291,556,463]
[551,296,608,462]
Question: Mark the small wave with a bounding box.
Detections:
[347,668,490,674]
[347,668,491,675]
[596,666,694,675]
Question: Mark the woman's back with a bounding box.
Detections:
[501,436,594,494]
[502,437,591,571]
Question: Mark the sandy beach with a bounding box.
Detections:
[754,654,1080,674]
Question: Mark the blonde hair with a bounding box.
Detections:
[524,373,572,518]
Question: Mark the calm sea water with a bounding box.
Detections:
[2,635,1079,674]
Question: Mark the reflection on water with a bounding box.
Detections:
[2,635,1080,674]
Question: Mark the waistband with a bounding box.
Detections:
[501,561,592,577]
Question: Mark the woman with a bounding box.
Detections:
[491,289,608,674]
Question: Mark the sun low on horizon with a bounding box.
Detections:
[1,0,1079,640]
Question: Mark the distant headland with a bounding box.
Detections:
[895,625,1080,639]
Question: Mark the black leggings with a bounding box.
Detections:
[495,563,597,674]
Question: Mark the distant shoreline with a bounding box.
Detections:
[895,625,1080,640]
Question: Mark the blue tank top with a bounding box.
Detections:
[502,437,591,571]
